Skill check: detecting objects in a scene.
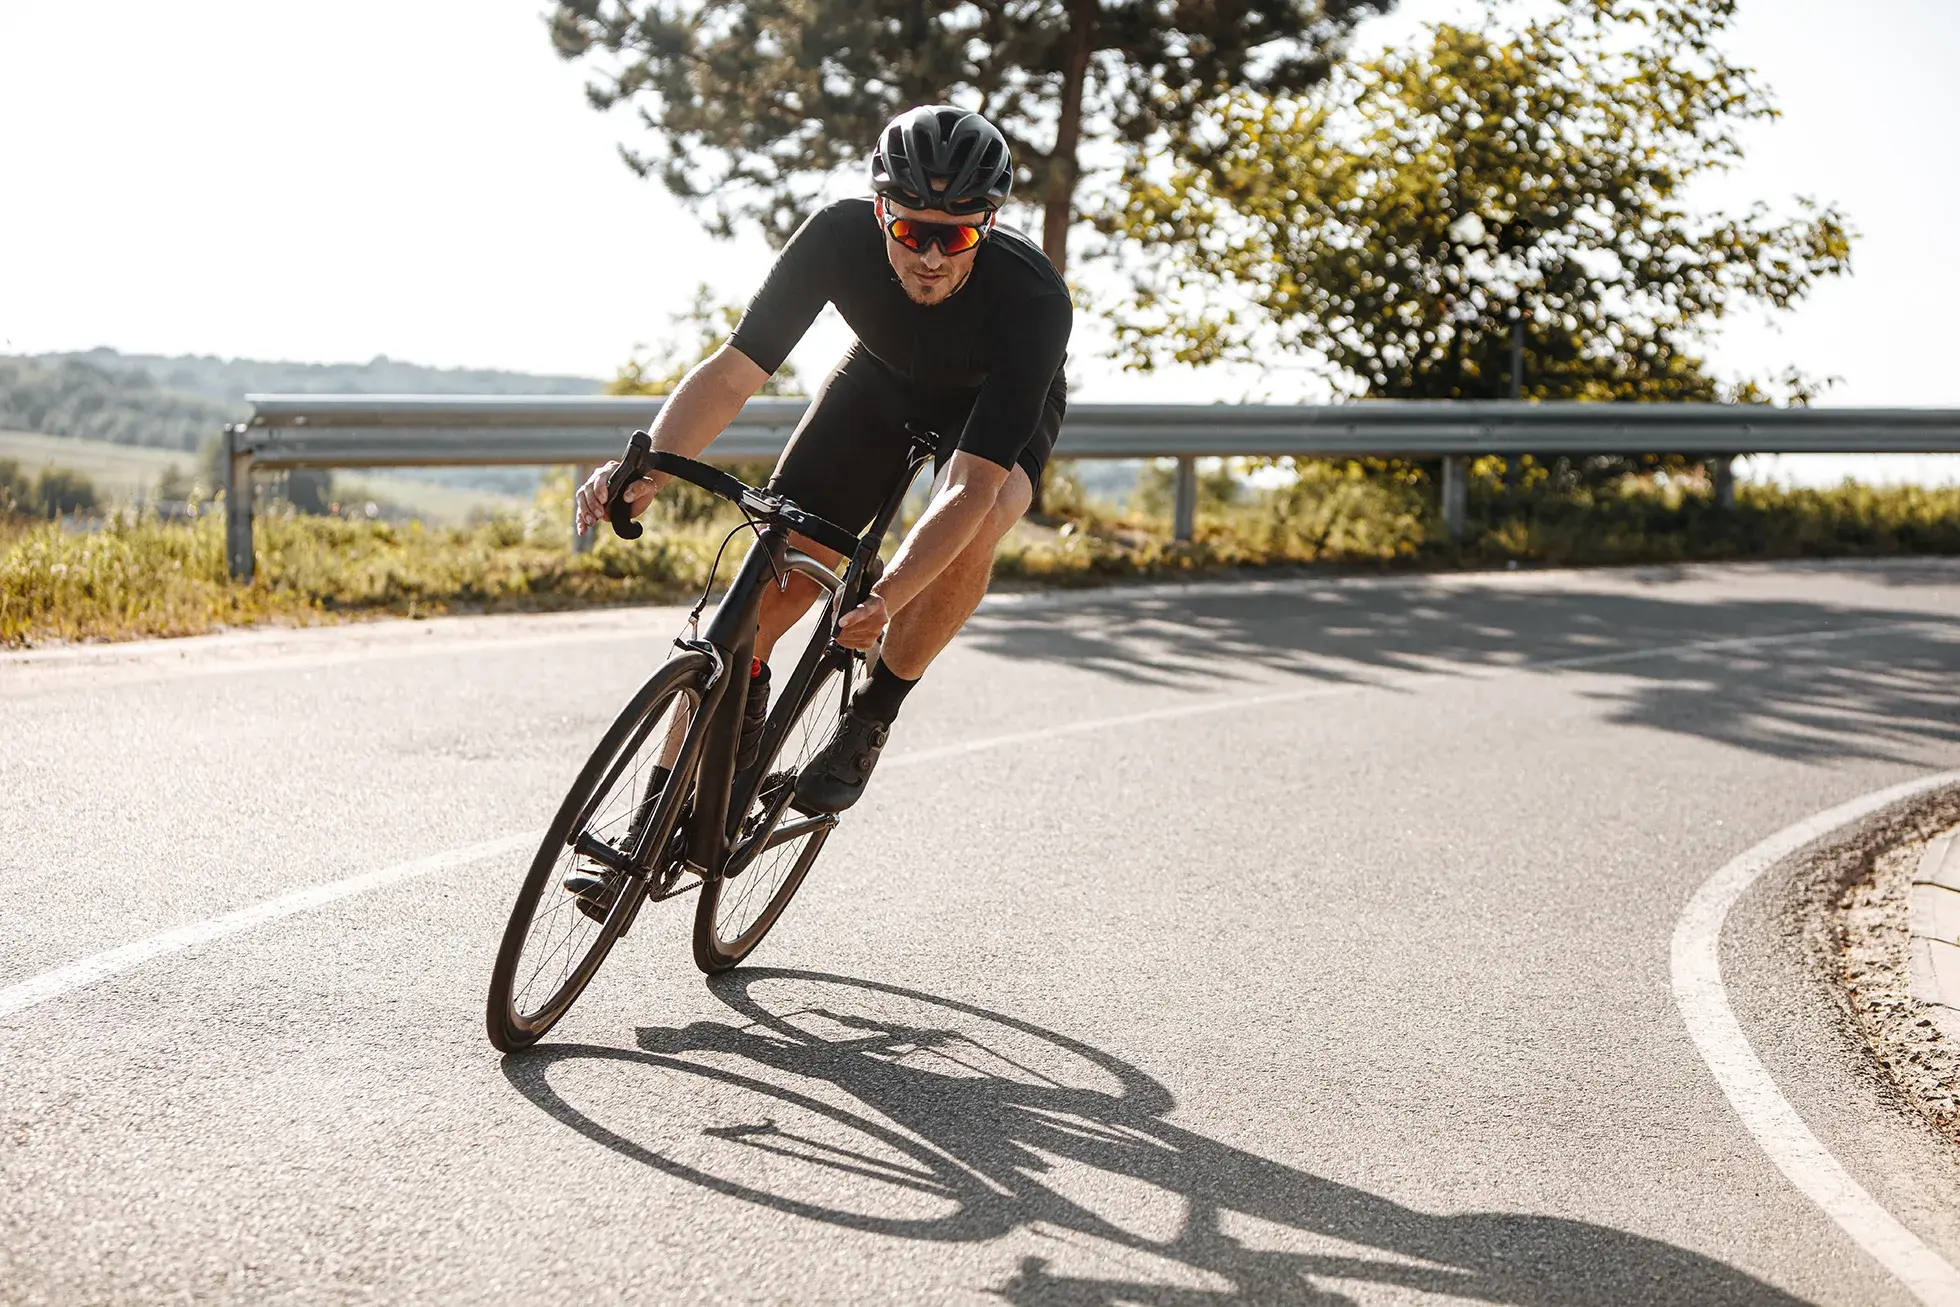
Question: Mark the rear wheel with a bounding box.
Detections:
[692,649,849,973]
[487,651,711,1051]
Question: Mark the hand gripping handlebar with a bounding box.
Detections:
[602,430,863,559]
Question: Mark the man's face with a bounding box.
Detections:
[878,197,989,306]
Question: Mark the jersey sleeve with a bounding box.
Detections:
[728,204,847,376]
[956,291,1073,470]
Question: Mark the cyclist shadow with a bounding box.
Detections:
[502,968,1807,1306]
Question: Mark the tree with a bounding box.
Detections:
[31,468,100,518]
[606,284,795,524]
[0,459,32,517]
[282,470,334,516]
[548,0,1391,272]
[1107,0,1853,402]
[155,462,196,505]
[606,283,803,397]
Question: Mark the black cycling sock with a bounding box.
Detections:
[851,661,918,726]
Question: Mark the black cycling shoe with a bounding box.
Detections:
[792,708,890,814]
[563,762,675,922]
[562,863,626,924]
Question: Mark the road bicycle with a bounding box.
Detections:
[486,425,935,1052]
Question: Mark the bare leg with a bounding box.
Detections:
[792,468,1030,814]
[878,466,1032,679]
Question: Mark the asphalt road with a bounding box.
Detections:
[5,559,1960,1306]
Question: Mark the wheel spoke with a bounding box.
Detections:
[707,666,844,953]
[495,676,701,1036]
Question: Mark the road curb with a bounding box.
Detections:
[1909,829,1960,1043]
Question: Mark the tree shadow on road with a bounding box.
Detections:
[966,573,1960,765]
[502,969,1810,1306]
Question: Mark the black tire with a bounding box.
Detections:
[487,650,712,1051]
[691,645,850,973]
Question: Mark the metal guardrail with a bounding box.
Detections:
[222,395,1960,580]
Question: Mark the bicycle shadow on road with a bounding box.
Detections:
[502,969,1808,1306]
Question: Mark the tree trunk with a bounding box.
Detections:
[1031,0,1094,516]
[1041,0,1095,277]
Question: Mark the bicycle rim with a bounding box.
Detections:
[692,660,847,972]
[488,652,708,1049]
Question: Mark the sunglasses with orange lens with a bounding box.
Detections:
[878,201,993,255]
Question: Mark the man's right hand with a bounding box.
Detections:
[574,460,660,534]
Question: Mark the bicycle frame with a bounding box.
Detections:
[624,424,940,903]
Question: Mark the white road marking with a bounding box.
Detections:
[0,835,530,1021]
[0,616,1949,1026]
[1672,772,1960,1306]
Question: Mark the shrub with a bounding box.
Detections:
[7,468,1960,648]
[33,468,100,517]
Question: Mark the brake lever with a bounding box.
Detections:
[823,546,887,665]
[606,430,653,540]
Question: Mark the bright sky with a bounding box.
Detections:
[2,1,1955,483]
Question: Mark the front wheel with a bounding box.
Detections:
[487,650,711,1051]
[692,650,848,973]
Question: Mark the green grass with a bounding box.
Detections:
[1001,464,1960,581]
[6,467,1960,648]
[0,510,730,647]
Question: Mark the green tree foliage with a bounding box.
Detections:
[2,351,605,498]
[276,470,335,516]
[605,284,803,398]
[547,0,1391,270]
[605,284,793,524]
[0,460,102,519]
[34,468,100,517]
[0,460,32,517]
[1108,0,1853,401]
[0,354,601,455]
[154,463,198,504]
[0,357,239,452]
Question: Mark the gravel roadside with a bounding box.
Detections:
[1825,792,1960,1145]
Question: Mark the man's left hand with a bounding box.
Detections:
[835,593,889,651]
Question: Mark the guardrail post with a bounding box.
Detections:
[223,424,256,582]
[1441,455,1468,542]
[1711,455,1736,510]
[1172,456,1198,542]
[571,464,595,553]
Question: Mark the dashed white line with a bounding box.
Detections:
[0,616,1949,1029]
[0,835,530,1021]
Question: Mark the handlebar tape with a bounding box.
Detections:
[605,431,651,540]
[603,434,865,558]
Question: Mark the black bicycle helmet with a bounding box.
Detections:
[869,105,1013,216]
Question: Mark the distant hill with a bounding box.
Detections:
[49,348,605,405]
[0,356,236,452]
[0,349,607,494]
[0,349,606,453]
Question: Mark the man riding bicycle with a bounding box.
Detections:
[574,104,1072,818]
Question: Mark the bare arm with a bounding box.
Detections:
[574,344,771,531]
[834,452,1006,649]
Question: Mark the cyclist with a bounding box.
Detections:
[575,104,1071,816]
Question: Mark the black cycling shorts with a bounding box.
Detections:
[767,345,1064,541]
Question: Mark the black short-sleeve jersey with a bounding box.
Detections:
[729,198,1072,472]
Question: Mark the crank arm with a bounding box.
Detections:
[571,831,637,875]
